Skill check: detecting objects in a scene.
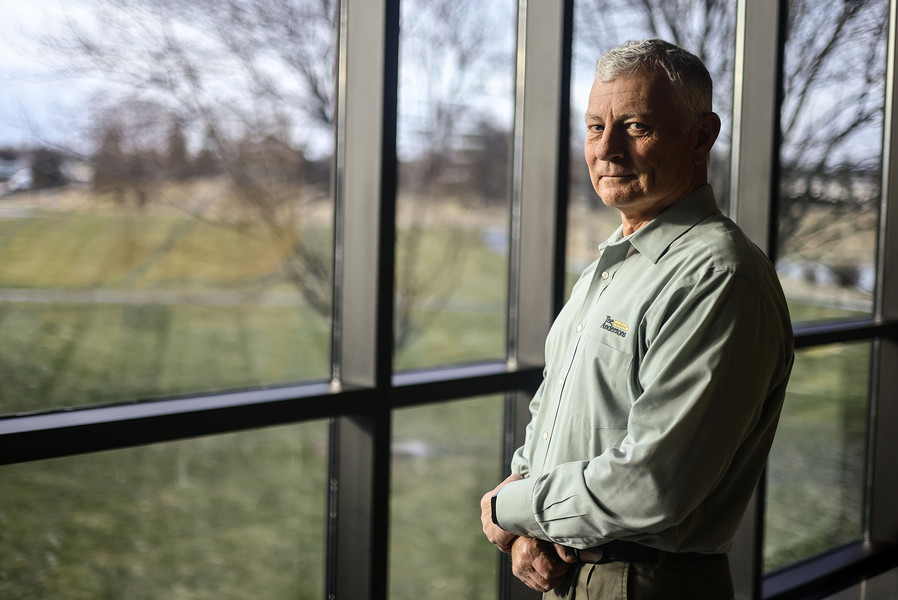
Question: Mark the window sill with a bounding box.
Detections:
[763,540,898,600]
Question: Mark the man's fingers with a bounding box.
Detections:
[485,525,516,553]
[512,562,552,592]
[531,549,570,580]
[514,569,568,593]
[510,537,571,592]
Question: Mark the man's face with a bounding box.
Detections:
[584,69,705,221]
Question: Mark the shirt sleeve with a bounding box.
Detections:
[509,378,547,478]
[496,269,792,548]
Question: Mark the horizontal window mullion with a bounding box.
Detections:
[793,319,898,349]
[390,363,543,408]
[0,364,545,465]
[0,382,356,466]
[762,540,898,600]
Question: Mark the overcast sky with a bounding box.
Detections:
[0,0,109,151]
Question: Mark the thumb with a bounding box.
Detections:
[553,544,578,564]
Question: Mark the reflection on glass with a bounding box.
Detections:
[390,395,504,599]
[764,343,870,572]
[0,0,336,415]
[0,421,328,599]
[394,0,516,370]
[567,0,736,295]
[776,0,888,320]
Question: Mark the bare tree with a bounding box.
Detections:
[394,0,516,354]
[571,0,886,293]
[777,0,887,282]
[41,0,516,353]
[40,0,337,319]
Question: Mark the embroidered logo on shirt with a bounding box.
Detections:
[601,316,629,338]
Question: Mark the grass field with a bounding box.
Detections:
[0,199,508,415]
[0,197,508,598]
[764,342,869,572]
[0,193,873,595]
[0,422,329,600]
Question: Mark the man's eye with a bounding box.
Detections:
[628,122,648,131]
[588,124,604,133]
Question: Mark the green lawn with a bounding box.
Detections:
[764,341,870,572]
[390,397,504,599]
[0,422,329,600]
[0,208,507,415]
[0,203,507,599]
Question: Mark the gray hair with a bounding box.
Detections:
[595,39,713,122]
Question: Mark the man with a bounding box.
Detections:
[480,39,794,598]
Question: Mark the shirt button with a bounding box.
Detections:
[557,376,564,387]
[601,271,610,280]
[543,432,549,440]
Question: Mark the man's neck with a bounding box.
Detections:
[618,178,707,236]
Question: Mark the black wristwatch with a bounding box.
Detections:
[491,493,500,526]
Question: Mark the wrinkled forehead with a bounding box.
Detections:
[585,70,678,117]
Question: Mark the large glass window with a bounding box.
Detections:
[775,0,888,321]
[0,0,337,415]
[0,421,328,599]
[764,342,871,572]
[389,395,504,599]
[394,0,517,370]
[567,0,736,294]
[3,3,898,599]
[766,0,889,574]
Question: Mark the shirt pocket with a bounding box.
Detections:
[564,332,634,430]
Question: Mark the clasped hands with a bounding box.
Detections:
[480,474,578,592]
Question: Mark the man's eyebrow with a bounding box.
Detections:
[585,110,650,122]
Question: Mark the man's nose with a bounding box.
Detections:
[592,126,624,161]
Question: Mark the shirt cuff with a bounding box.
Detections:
[495,477,542,538]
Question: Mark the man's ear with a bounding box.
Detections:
[693,112,721,164]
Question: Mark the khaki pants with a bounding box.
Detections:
[545,553,734,600]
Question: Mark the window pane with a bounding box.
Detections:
[390,395,504,598]
[764,342,870,572]
[776,0,888,321]
[567,0,736,295]
[394,0,517,370]
[0,421,328,599]
[0,0,336,415]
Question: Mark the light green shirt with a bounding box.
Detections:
[496,185,794,554]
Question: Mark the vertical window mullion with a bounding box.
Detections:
[329,0,399,598]
[730,0,784,598]
[730,0,782,255]
[869,0,898,547]
[512,0,569,369]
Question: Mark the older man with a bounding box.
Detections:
[480,39,793,598]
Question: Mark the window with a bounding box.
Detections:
[0,0,336,415]
[775,0,888,323]
[2,1,897,599]
[0,421,328,599]
[389,395,505,598]
[766,0,889,575]
[394,0,517,370]
[765,342,871,571]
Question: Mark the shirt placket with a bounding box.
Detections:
[537,241,632,469]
